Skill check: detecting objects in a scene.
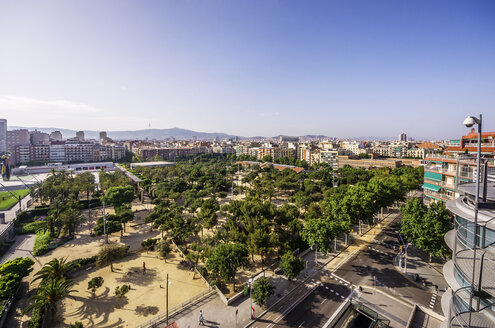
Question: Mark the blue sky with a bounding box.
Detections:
[1,0,494,139]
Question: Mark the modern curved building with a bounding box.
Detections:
[442,180,495,327]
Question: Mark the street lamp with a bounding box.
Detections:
[248,278,253,319]
[395,231,411,274]
[463,114,482,327]
[98,183,108,244]
[166,274,172,325]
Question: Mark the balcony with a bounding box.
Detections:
[445,229,455,251]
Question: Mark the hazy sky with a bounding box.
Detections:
[1,0,494,139]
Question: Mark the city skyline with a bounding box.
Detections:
[1,1,494,138]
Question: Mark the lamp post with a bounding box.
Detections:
[166,274,172,325]
[98,183,108,244]
[248,278,253,319]
[463,115,482,327]
[395,231,411,273]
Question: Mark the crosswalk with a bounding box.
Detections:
[429,292,438,309]
[366,245,395,257]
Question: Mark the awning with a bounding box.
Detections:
[423,183,441,192]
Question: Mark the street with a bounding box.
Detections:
[251,213,442,327]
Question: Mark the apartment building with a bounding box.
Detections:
[423,131,495,205]
[320,150,339,170]
[7,129,30,150]
[49,131,63,141]
[30,130,49,145]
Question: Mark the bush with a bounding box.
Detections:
[209,279,218,287]
[33,231,53,256]
[243,283,250,296]
[20,221,45,234]
[14,211,33,226]
[115,284,131,299]
[197,266,208,277]
[88,276,104,298]
[96,244,129,268]
[141,238,158,251]
[66,256,98,273]
[68,322,84,328]
[26,302,44,328]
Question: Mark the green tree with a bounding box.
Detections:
[262,155,273,162]
[141,238,158,253]
[116,207,134,233]
[206,243,250,291]
[96,244,129,269]
[197,198,219,232]
[302,217,341,253]
[252,277,275,307]
[32,258,76,284]
[24,278,75,325]
[156,239,172,261]
[101,185,135,209]
[87,276,104,298]
[400,199,451,260]
[279,251,304,280]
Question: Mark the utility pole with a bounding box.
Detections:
[166,273,169,325]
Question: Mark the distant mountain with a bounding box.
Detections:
[8,126,242,140]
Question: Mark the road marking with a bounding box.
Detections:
[325,286,329,289]
[336,292,339,296]
[331,289,334,293]
[298,321,305,328]
[321,298,327,304]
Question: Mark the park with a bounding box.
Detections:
[1,154,426,328]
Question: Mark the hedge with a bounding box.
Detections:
[19,221,45,234]
[32,231,53,256]
[68,255,98,269]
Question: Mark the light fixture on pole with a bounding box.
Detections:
[166,274,172,325]
[248,278,253,319]
[463,114,482,328]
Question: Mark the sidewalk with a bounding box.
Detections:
[159,209,399,328]
[393,245,448,293]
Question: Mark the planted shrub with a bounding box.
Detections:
[33,231,53,256]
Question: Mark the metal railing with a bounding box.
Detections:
[133,288,215,328]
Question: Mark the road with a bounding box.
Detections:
[333,217,442,315]
[251,214,440,328]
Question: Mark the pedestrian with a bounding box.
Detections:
[143,261,146,274]
[199,310,204,325]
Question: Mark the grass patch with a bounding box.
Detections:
[33,230,53,256]
[0,189,30,210]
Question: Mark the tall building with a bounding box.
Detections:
[99,131,107,143]
[76,131,85,141]
[0,119,7,154]
[7,129,30,150]
[399,133,407,142]
[49,130,63,141]
[30,130,49,145]
[442,159,495,327]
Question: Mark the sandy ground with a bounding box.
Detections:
[9,201,209,328]
[58,250,208,328]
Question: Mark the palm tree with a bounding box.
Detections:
[30,182,43,204]
[24,277,75,327]
[32,258,77,283]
